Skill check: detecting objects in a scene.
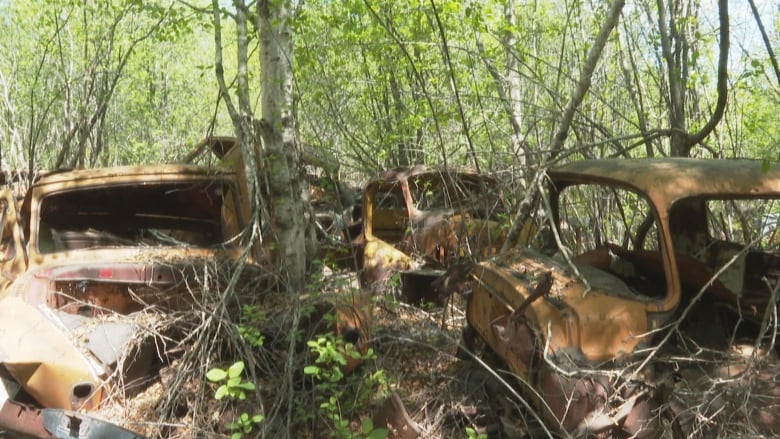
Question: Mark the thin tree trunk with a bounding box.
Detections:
[548,0,626,160]
[258,0,308,292]
[476,0,529,181]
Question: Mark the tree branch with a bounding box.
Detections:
[747,0,780,87]
[686,0,729,147]
[548,0,626,161]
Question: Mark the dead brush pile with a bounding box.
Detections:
[87,257,780,438]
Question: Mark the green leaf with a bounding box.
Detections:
[361,418,374,434]
[228,361,245,378]
[206,367,227,382]
[303,365,320,375]
[366,428,390,439]
[235,382,256,391]
[214,385,229,400]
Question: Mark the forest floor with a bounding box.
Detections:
[91,268,780,439]
[91,269,528,439]
[368,294,521,438]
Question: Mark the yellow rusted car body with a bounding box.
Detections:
[466,158,780,436]
[0,165,253,414]
[0,148,371,437]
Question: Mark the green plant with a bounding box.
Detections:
[206,361,256,400]
[383,273,402,309]
[226,413,265,439]
[465,426,488,439]
[238,304,266,348]
[206,361,264,438]
[360,419,390,439]
[303,331,388,439]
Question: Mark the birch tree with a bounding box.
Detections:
[212,0,309,292]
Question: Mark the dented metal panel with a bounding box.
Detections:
[470,249,651,364]
[0,297,103,410]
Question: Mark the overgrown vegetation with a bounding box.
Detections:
[1,1,777,174]
[1,0,779,438]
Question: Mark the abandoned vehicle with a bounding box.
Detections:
[0,164,262,436]
[360,166,510,304]
[464,158,780,437]
[0,157,370,437]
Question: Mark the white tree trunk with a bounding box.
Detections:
[258,0,308,292]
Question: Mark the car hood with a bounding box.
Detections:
[470,248,653,363]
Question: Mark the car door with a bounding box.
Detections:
[0,189,27,294]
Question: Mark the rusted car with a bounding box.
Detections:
[360,166,510,303]
[0,165,258,436]
[0,158,370,437]
[464,158,780,437]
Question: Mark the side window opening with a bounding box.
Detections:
[558,185,659,254]
[702,198,780,301]
[370,183,408,245]
[557,184,665,298]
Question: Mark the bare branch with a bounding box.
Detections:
[548,0,626,161]
[747,0,780,87]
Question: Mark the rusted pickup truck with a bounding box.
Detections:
[360,166,512,303]
[465,158,780,437]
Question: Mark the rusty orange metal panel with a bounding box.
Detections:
[0,297,103,410]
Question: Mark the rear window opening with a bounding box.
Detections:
[37,180,239,253]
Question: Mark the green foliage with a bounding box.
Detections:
[206,361,256,401]
[226,413,265,439]
[238,304,266,348]
[465,426,488,439]
[303,331,388,439]
[0,0,227,168]
[206,361,263,438]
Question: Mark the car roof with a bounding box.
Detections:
[549,158,780,206]
[32,164,233,187]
